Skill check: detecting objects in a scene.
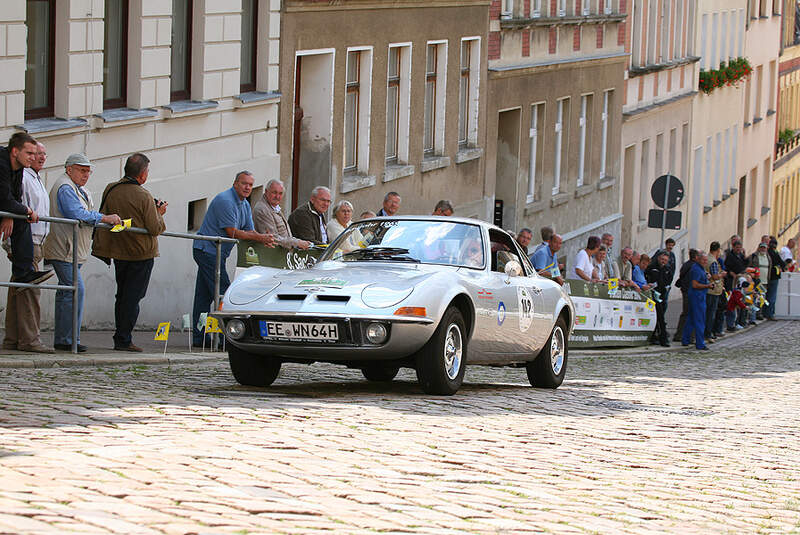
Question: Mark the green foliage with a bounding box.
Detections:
[699,57,753,95]
[778,128,796,146]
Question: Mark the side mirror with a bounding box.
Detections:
[504,260,522,278]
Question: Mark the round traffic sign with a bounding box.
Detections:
[651,174,684,209]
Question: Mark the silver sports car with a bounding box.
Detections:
[214,216,574,395]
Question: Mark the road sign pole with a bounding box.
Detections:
[660,173,671,247]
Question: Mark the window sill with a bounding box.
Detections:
[597,175,617,190]
[551,192,570,208]
[383,164,415,183]
[233,91,281,108]
[713,200,721,207]
[753,116,763,124]
[18,117,88,136]
[455,147,484,164]
[744,122,752,128]
[767,109,776,117]
[761,206,770,216]
[574,183,594,198]
[722,193,730,201]
[703,205,712,214]
[730,187,738,195]
[163,99,218,118]
[91,108,160,129]
[421,155,451,173]
[524,199,546,215]
[340,172,377,193]
[747,217,758,228]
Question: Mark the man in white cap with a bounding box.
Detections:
[3,141,53,352]
[43,153,122,352]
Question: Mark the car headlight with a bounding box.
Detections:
[226,319,246,340]
[228,282,280,305]
[365,322,388,344]
[361,285,414,308]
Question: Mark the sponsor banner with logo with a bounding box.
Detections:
[564,279,657,347]
[236,241,325,270]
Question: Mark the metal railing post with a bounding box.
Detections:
[213,238,222,350]
[71,223,79,354]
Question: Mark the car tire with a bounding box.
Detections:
[228,344,281,387]
[527,316,568,389]
[361,364,400,382]
[415,306,467,395]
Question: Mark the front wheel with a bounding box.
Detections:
[526,317,568,388]
[361,364,400,382]
[415,307,467,395]
[228,344,281,387]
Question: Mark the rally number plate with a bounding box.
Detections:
[259,321,339,342]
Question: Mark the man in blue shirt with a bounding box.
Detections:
[530,233,564,285]
[682,252,713,350]
[631,252,653,291]
[192,171,275,346]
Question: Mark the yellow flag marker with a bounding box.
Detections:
[154,321,170,341]
[205,316,223,333]
[110,218,132,233]
[607,278,619,292]
[645,298,656,312]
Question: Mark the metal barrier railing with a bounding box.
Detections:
[0,210,236,354]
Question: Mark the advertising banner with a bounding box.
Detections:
[565,279,657,348]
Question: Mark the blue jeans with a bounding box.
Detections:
[192,248,231,345]
[48,260,84,345]
[765,279,779,318]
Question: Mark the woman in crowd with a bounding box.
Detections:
[327,200,354,240]
[592,245,609,281]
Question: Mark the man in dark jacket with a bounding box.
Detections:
[645,251,671,346]
[654,237,676,310]
[288,186,331,244]
[672,249,698,342]
[0,133,52,285]
[724,240,747,292]
[766,237,785,320]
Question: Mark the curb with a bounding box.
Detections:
[0,352,226,369]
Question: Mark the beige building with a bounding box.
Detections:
[736,0,781,249]
[0,0,281,328]
[686,0,748,250]
[620,0,699,258]
[278,0,490,219]
[772,0,800,244]
[486,0,626,260]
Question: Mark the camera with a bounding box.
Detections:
[154,198,165,207]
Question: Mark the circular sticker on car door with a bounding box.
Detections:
[517,286,533,332]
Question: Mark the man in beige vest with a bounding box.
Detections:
[43,154,121,352]
[253,179,311,249]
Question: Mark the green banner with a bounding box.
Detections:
[236,240,325,270]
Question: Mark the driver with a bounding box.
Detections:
[460,239,484,267]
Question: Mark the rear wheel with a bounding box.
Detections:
[415,307,467,395]
[526,317,568,388]
[361,364,400,382]
[228,344,281,387]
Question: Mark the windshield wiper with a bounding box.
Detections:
[340,247,420,263]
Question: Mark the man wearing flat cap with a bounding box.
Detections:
[43,153,122,352]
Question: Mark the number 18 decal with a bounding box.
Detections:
[517,286,533,332]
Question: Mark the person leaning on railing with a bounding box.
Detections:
[569,235,601,283]
[43,153,122,353]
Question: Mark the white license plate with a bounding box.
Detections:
[259,321,339,342]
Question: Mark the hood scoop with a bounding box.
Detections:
[315,295,350,303]
[276,294,307,301]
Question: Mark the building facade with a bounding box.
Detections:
[0,0,281,329]
[772,0,800,243]
[486,0,626,262]
[278,0,491,219]
[620,0,699,259]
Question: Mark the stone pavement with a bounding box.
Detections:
[0,321,799,534]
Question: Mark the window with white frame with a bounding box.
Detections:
[553,97,570,196]
[631,0,642,67]
[700,14,709,70]
[344,48,372,173]
[170,0,192,101]
[424,41,447,156]
[582,0,590,16]
[704,136,713,207]
[711,13,718,69]
[528,102,545,203]
[103,0,128,109]
[385,44,411,163]
[599,90,612,179]
[501,0,514,18]
[458,38,480,148]
[577,94,592,187]
[532,0,542,17]
[558,0,566,17]
[659,0,670,62]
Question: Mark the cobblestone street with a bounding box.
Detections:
[0,321,799,534]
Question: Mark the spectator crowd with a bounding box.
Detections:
[1,132,796,353]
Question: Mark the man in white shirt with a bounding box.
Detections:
[3,142,53,353]
[780,239,795,263]
[569,235,601,282]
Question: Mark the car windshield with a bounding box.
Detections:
[323,220,485,268]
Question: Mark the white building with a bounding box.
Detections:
[0,0,281,329]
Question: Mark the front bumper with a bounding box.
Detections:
[212,311,436,360]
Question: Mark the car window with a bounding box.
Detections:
[324,220,486,269]
[488,229,522,274]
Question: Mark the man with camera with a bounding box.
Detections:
[91,153,166,352]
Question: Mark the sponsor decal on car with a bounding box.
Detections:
[478,289,494,300]
[517,287,533,332]
[296,277,348,288]
[497,301,506,326]
[639,318,651,326]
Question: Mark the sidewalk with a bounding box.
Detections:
[0,315,780,368]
